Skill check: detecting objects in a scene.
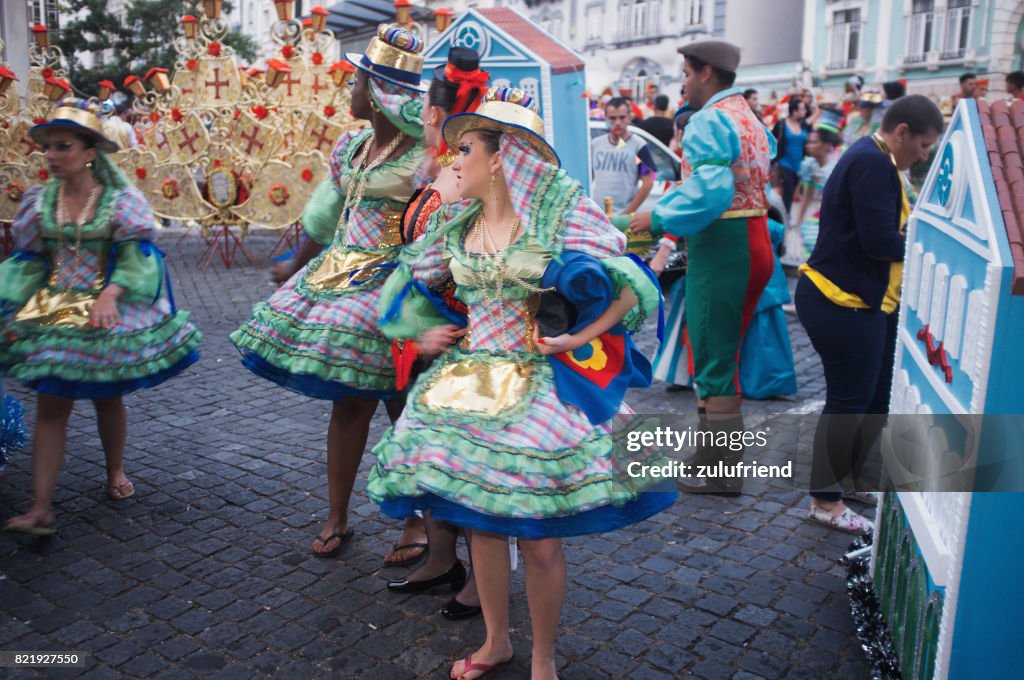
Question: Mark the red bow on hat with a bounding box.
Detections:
[445,64,490,116]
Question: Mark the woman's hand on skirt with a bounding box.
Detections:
[417,324,467,356]
[91,290,121,329]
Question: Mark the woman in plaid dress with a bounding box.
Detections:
[368,88,675,680]
[230,26,432,558]
[1,100,201,535]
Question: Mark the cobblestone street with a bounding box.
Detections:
[0,229,869,679]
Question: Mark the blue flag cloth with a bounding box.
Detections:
[540,251,652,425]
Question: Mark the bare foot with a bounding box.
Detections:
[383,516,428,565]
[107,476,135,501]
[3,509,56,535]
[449,642,513,680]
[530,656,558,680]
[311,523,352,556]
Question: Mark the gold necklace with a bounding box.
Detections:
[333,131,407,247]
[55,182,101,272]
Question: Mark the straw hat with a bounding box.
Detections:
[30,98,119,153]
[442,86,559,166]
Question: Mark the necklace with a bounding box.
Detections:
[332,131,407,247]
[55,182,102,272]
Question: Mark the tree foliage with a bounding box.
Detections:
[56,0,259,97]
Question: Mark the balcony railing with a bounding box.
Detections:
[825,59,858,71]
[940,48,966,60]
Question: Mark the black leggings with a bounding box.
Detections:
[778,166,800,213]
[795,277,897,501]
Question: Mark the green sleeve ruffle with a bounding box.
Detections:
[603,256,662,332]
[109,241,161,301]
[0,253,47,309]
[377,262,461,340]
[301,179,343,246]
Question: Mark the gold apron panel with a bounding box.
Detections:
[15,288,99,328]
[419,359,534,417]
[303,249,397,292]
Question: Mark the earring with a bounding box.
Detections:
[489,172,498,205]
[370,98,380,113]
[86,161,94,168]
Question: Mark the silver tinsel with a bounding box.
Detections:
[0,395,28,472]
[843,532,903,680]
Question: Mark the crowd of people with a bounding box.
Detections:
[1,24,955,679]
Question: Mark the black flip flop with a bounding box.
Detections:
[383,541,428,567]
[311,528,354,557]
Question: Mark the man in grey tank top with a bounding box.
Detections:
[591,97,656,215]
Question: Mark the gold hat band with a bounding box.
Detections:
[443,100,558,166]
[363,36,423,75]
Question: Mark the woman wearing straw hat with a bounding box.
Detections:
[368,87,673,680]
[1,99,201,535]
[231,25,431,560]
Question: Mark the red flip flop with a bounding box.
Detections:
[452,653,512,680]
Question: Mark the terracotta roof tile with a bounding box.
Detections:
[979,100,1024,295]
[478,7,584,76]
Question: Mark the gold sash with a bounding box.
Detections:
[15,288,99,328]
[419,359,534,416]
[303,248,397,292]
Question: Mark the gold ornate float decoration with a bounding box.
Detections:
[108,0,364,268]
[0,30,71,252]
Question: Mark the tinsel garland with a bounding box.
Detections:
[842,531,903,679]
[0,395,28,472]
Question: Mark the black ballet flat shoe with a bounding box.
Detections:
[387,560,466,594]
[441,596,482,621]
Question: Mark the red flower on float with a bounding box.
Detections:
[33,117,47,125]
[207,42,222,57]
[149,111,160,123]
[187,59,198,72]
[136,167,147,180]
[323,105,335,117]
[251,105,269,120]
[301,168,313,182]
[268,183,290,206]
[40,67,53,79]
[281,45,295,59]
[161,178,180,199]
[233,109,241,119]
[37,168,49,180]
[171,108,183,122]
[311,52,324,65]
[6,182,25,201]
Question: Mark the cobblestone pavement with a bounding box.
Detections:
[0,230,869,679]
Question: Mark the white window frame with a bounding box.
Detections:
[585,3,604,43]
[684,0,705,27]
[828,5,864,70]
[942,0,972,60]
[906,0,936,63]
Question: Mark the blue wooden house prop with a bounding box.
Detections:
[874,98,1024,679]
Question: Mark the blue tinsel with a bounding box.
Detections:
[0,395,28,472]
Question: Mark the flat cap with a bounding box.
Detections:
[677,39,741,72]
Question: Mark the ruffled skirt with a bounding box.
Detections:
[367,348,676,538]
[230,253,398,401]
[3,296,200,399]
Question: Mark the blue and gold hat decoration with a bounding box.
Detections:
[345,24,427,92]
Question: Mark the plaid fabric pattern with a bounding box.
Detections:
[560,195,626,257]
[234,260,395,384]
[11,185,45,252]
[52,248,102,290]
[327,129,420,248]
[463,300,532,352]
[112,186,158,242]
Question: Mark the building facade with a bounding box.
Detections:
[807,0,1024,98]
